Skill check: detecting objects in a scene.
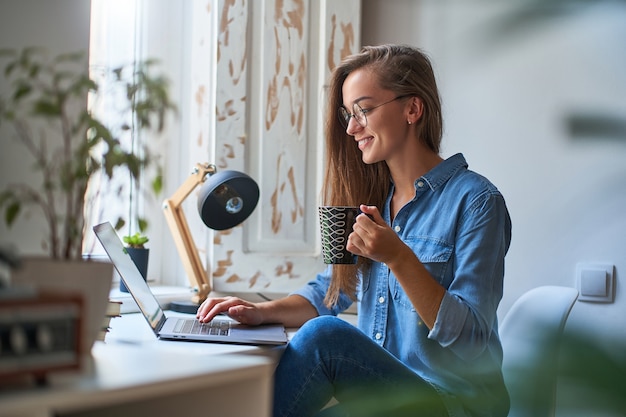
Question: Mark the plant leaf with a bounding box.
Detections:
[13,82,32,101]
[5,201,20,226]
[114,218,126,231]
[138,218,148,233]
[151,170,163,196]
[33,99,61,117]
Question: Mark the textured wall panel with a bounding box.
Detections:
[212,0,360,294]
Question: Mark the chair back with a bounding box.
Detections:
[500,286,579,417]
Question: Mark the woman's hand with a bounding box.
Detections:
[347,204,404,265]
[196,296,264,325]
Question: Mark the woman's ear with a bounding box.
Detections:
[407,97,424,125]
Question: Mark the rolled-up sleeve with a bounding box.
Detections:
[291,265,354,316]
[429,190,511,361]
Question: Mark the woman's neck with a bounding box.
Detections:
[389,151,442,189]
[388,150,443,220]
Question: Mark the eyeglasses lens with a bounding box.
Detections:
[338,107,350,128]
[338,104,366,129]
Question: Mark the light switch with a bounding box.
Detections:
[577,263,615,303]
[580,269,607,296]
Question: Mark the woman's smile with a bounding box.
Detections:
[357,136,373,150]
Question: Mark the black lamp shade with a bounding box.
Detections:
[197,170,260,231]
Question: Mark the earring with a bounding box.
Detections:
[408,121,412,125]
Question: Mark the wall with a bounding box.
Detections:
[363,0,625,415]
[0,0,91,256]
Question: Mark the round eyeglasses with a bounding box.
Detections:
[338,95,410,129]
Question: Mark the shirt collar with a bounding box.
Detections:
[416,153,468,191]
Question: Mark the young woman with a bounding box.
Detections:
[197,44,512,417]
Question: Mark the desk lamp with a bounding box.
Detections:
[163,162,259,314]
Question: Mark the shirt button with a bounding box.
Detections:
[394,225,401,233]
[378,296,385,304]
[417,180,424,188]
[375,333,382,340]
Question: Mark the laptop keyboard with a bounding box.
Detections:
[173,318,231,336]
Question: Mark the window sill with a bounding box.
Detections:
[109,285,196,314]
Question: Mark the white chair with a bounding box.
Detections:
[499,285,579,417]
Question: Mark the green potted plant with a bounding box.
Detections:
[123,231,149,249]
[119,228,150,293]
[111,169,160,292]
[0,48,178,357]
[0,47,176,261]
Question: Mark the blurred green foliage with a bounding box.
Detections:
[0,47,176,259]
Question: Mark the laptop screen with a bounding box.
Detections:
[93,222,166,334]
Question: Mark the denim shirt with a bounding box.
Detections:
[293,153,512,417]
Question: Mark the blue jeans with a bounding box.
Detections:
[273,316,449,417]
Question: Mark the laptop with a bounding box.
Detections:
[93,222,288,345]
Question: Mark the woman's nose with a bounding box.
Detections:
[345,116,362,135]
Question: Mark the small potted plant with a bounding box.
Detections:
[116,217,151,292]
[123,232,149,249]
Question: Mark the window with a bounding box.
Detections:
[86,0,207,288]
[86,0,143,259]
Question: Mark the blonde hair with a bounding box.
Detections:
[322,44,443,307]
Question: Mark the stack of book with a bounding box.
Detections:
[98,300,122,342]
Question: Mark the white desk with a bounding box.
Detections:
[0,312,281,417]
